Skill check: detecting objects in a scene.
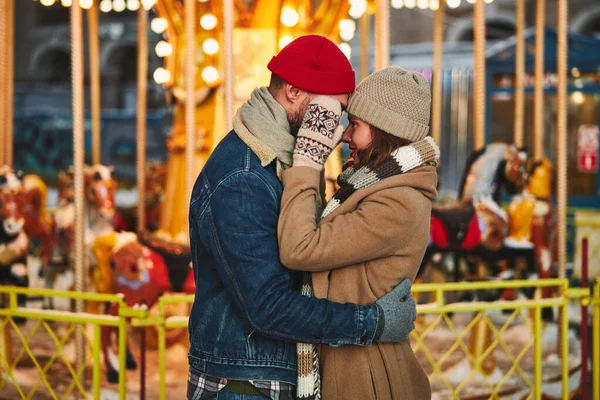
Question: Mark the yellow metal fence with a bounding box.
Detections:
[0,280,598,399]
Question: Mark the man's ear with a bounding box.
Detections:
[283,84,302,104]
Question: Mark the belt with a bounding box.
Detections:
[223,380,265,397]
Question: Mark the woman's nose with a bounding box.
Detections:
[342,126,352,143]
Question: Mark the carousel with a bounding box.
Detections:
[0,0,592,399]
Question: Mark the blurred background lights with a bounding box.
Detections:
[200,14,218,30]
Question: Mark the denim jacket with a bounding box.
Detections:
[188,131,379,384]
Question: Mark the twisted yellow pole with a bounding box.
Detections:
[533,0,545,160]
[0,0,6,166]
[431,0,445,147]
[137,8,149,234]
[185,0,196,209]
[359,13,370,81]
[71,0,86,389]
[88,2,101,165]
[224,0,234,132]
[5,0,14,167]
[556,0,568,281]
[473,0,486,151]
[514,0,525,148]
[375,0,390,71]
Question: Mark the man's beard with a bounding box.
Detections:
[288,98,311,137]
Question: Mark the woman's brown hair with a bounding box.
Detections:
[353,125,411,170]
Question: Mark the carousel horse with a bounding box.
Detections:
[21,174,55,271]
[99,232,171,382]
[0,166,29,314]
[422,143,535,297]
[44,164,117,304]
[114,161,166,232]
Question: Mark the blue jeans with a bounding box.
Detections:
[208,390,266,399]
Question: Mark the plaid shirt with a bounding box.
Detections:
[187,369,295,400]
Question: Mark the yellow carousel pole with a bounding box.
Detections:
[556,5,569,395]
[359,13,370,81]
[514,0,525,148]
[374,0,390,71]
[88,1,101,165]
[533,0,545,160]
[224,0,234,132]
[71,0,86,389]
[137,7,149,234]
[0,0,7,166]
[469,0,495,377]
[185,0,196,208]
[473,0,486,151]
[431,0,445,147]
[5,0,14,167]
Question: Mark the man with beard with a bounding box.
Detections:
[187,35,417,400]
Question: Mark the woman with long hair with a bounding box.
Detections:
[278,66,438,399]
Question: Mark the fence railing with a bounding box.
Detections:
[0,280,597,400]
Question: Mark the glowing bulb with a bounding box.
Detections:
[571,91,585,105]
[430,0,439,9]
[404,0,416,8]
[446,0,460,8]
[391,0,404,9]
[202,38,219,55]
[348,1,367,19]
[113,0,126,12]
[61,0,72,7]
[279,35,293,49]
[141,0,156,9]
[340,29,355,42]
[80,0,93,9]
[484,0,494,3]
[200,14,218,30]
[338,19,356,33]
[467,0,475,3]
[127,0,140,11]
[153,68,170,84]
[202,66,219,85]
[151,18,168,34]
[99,0,112,12]
[155,41,173,57]
[338,43,351,59]
[417,0,428,8]
[281,8,299,27]
[40,0,55,6]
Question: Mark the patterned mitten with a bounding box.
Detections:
[293,96,345,170]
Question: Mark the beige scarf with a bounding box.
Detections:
[233,87,296,173]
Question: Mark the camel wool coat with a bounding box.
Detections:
[278,165,437,400]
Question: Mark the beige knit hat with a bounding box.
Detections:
[347,66,431,142]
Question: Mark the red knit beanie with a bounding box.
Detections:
[267,35,356,95]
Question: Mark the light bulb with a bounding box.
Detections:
[404,0,416,8]
[61,0,72,7]
[155,41,173,57]
[484,0,494,3]
[80,0,93,9]
[127,0,140,11]
[279,35,293,49]
[338,19,356,33]
[200,14,218,30]
[281,8,299,27]
[467,0,475,3]
[153,68,171,84]
[99,0,112,12]
[338,43,351,59]
[430,0,439,9]
[40,0,55,6]
[417,0,428,9]
[340,28,355,42]
[446,0,461,8]
[571,91,585,105]
[141,0,156,10]
[151,18,168,34]
[348,1,367,19]
[202,38,219,55]
[202,66,219,85]
[391,0,404,9]
[113,0,126,12]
